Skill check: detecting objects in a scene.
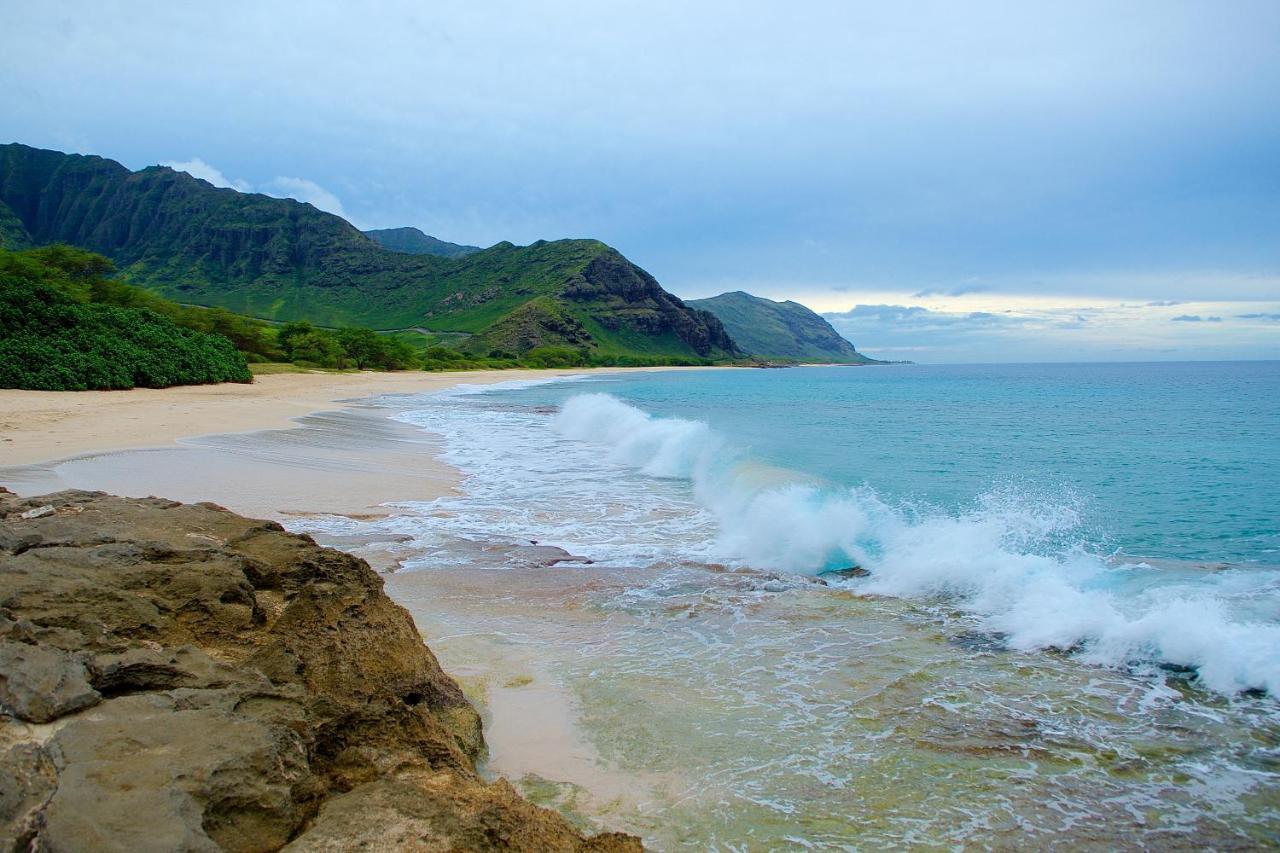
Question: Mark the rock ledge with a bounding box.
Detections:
[0,488,640,852]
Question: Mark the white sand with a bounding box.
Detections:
[0,366,701,827]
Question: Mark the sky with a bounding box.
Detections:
[2,0,1278,362]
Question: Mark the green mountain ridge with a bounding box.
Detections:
[364,226,481,258]
[688,291,880,363]
[0,143,737,360]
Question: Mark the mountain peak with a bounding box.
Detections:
[689,291,879,363]
[363,227,481,258]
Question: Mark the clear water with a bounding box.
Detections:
[494,361,1280,567]
[296,362,1280,848]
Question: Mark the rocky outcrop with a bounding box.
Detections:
[0,488,640,852]
[470,297,594,355]
[562,251,738,358]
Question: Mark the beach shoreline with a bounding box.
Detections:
[2,365,1276,847]
[0,367,647,469]
[0,367,710,518]
[0,366,704,837]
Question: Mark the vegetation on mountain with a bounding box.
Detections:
[0,143,739,361]
[0,246,252,390]
[688,291,880,363]
[364,226,481,258]
[0,199,31,249]
[0,243,708,389]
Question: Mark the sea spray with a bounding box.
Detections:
[297,366,1278,845]
[550,391,1280,694]
[554,393,722,479]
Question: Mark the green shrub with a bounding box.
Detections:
[335,327,416,370]
[0,248,252,390]
[522,346,590,368]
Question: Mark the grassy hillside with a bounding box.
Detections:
[688,291,880,363]
[0,143,737,361]
[364,226,481,258]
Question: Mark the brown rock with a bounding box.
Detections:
[0,742,57,849]
[0,641,100,723]
[283,771,642,852]
[0,488,641,851]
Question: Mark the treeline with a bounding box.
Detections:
[273,322,417,370]
[0,246,252,390]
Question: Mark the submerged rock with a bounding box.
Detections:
[512,544,595,567]
[821,565,870,580]
[0,488,640,852]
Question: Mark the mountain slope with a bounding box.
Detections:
[0,198,31,249]
[364,226,481,258]
[0,143,737,360]
[688,291,878,363]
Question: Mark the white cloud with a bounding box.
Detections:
[160,158,250,192]
[822,300,1280,363]
[261,177,347,218]
[158,160,349,220]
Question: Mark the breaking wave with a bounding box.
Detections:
[553,393,1280,695]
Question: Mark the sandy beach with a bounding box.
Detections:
[0,368,596,467]
[0,368,623,518]
[0,366,699,833]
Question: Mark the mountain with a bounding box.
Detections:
[0,143,737,360]
[0,198,31,249]
[688,291,879,363]
[364,226,481,258]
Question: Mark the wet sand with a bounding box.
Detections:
[0,368,606,468]
[0,367,697,830]
[0,407,457,519]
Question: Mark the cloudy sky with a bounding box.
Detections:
[3,1,1277,361]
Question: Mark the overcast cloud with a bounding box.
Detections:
[2,0,1277,361]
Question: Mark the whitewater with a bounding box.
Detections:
[294,362,1279,847]
[550,390,1280,696]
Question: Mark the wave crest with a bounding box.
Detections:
[551,392,1280,695]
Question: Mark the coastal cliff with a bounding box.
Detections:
[0,488,640,852]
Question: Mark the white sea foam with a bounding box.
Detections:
[436,374,591,398]
[543,392,1280,696]
[554,393,723,479]
[367,388,1280,695]
[390,388,722,569]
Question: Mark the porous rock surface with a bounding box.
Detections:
[0,488,640,852]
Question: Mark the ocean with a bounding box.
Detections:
[302,361,1280,848]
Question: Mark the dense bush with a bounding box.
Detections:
[0,247,252,390]
[275,322,417,370]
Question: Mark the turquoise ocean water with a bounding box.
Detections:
[301,361,1280,846]
[464,361,1280,692]
[504,361,1280,568]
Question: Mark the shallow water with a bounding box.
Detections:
[294,363,1280,848]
